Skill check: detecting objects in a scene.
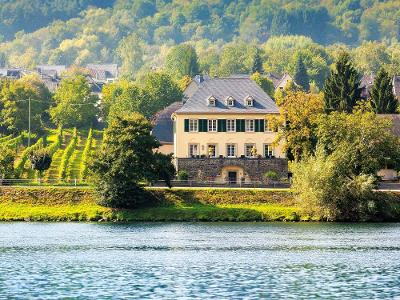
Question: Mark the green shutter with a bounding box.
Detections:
[184,119,189,132]
[218,119,226,132]
[199,119,207,132]
[239,119,245,132]
[259,119,265,132]
[236,119,241,132]
[255,119,260,132]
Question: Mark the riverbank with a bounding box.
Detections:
[0,186,399,222]
[0,186,305,222]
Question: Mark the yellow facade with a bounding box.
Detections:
[172,113,285,159]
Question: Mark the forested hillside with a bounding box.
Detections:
[0,0,399,81]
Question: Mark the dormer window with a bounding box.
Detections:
[245,96,254,107]
[208,96,216,107]
[226,96,235,107]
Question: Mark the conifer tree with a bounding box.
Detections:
[251,48,264,74]
[293,55,310,91]
[323,52,362,113]
[369,68,397,114]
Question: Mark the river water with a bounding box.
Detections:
[0,222,399,299]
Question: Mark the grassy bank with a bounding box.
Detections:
[0,186,304,222]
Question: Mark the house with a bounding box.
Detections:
[36,65,66,92]
[86,64,118,84]
[152,102,183,155]
[171,76,287,184]
[377,114,400,180]
[360,74,400,101]
[266,73,295,91]
[0,68,25,79]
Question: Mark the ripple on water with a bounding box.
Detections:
[0,222,399,299]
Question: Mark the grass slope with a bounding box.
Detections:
[0,187,303,222]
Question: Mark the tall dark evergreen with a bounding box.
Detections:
[369,68,398,114]
[251,48,264,74]
[323,53,362,113]
[293,55,310,91]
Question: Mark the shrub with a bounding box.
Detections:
[14,137,44,177]
[264,170,278,183]
[0,135,13,144]
[80,129,93,180]
[58,128,78,180]
[47,127,63,156]
[177,170,189,181]
[29,149,52,177]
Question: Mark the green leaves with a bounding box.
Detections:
[323,52,362,113]
[369,68,398,114]
[90,113,175,208]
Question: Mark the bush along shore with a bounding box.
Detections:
[0,186,400,222]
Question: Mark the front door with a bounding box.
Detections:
[228,171,237,184]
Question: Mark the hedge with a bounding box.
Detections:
[0,134,13,144]
[14,137,44,177]
[47,127,63,156]
[58,128,78,180]
[80,128,93,180]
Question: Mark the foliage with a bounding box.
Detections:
[293,55,310,91]
[50,75,99,128]
[89,113,175,208]
[177,170,189,181]
[323,52,362,113]
[0,145,14,179]
[59,128,78,180]
[272,91,324,161]
[264,171,278,184]
[46,127,63,156]
[0,75,51,134]
[14,137,44,177]
[251,72,274,96]
[369,68,398,114]
[165,44,199,79]
[80,129,93,180]
[29,149,52,176]
[293,109,400,220]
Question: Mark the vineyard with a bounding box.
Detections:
[0,128,103,183]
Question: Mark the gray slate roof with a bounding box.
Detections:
[152,102,183,143]
[379,114,400,137]
[176,77,278,114]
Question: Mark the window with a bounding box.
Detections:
[245,119,255,132]
[208,144,217,157]
[208,96,216,107]
[245,144,256,157]
[265,119,273,132]
[227,119,236,132]
[189,144,199,157]
[226,96,235,107]
[189,119,198,132]
[245,96,254,107]
[264,144,274,157]
[208,119,217,132]
[227,144,236,157]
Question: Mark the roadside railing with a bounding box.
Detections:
[0,178,291,189]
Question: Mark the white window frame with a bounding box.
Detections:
[245,119,255,132]
[264,144,274,157]
[207,144,217,157]
[227,119,236,132]
[226,144,236,158]
[265,119,273,132]
[208,96,216,107]
[226,96,235,107]
[208,119,217,132]
[189,119,198,132]
[245,143,256,158]
[245,96,254,107]
[189,144,199,157]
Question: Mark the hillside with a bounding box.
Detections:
[0,0,398,79]
[0,128,103,184]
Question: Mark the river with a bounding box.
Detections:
[0,222,399,299]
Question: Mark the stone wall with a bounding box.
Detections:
[176,157,288,182]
